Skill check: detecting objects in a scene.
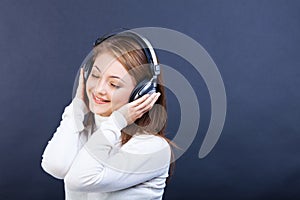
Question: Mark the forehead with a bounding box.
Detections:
[93,53,127,76]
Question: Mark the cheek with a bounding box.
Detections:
[111,88,132,105]
[86,78,95,92]
[85,81,91,94]
[85,79,95,102]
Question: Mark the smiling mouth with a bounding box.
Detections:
[92,93,110,104]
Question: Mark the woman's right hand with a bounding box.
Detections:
[75,68,89,109]
[117,92,161,125]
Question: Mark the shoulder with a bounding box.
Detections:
[121,134,171,155]
[120,134,171,172]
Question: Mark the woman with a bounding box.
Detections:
[41,31,173,200]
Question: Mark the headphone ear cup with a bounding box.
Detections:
[129,79,156,102]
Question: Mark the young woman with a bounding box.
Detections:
[41,32,173,200]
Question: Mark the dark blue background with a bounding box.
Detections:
[1,0,300,199]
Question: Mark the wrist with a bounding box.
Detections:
[110,110,128,130]
[73,97,89,115]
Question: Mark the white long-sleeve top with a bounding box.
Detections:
[41,98,171,200]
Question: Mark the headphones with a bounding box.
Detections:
[79,30,161,103]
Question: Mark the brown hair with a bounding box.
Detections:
[93,34,176,182]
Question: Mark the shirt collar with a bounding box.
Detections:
[94,113,110,130]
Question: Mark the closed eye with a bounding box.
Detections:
[91,74,100,78]
[110,82,120,88]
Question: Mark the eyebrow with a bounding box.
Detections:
[94,65,126,83]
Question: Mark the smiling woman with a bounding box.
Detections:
[41,30,175,200]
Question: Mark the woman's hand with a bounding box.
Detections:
[75,68,89,108]
[117,92,161,125]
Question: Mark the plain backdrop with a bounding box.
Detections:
[1,0,300,200]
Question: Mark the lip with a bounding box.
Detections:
[92,93,110,104]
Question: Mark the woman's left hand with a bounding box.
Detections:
[117,92,161,125]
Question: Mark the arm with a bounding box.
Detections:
[64,110,171,192]
[41,97,89,179]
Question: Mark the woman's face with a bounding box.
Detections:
[86,52,136,116]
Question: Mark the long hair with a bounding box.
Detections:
[92,34,176,182]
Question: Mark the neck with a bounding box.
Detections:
[94,113,109,129]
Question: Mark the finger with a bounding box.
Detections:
[136,93,160,111]
[133,93,160,121]
[135,93,156,110]
[143,93,161,111]
[150,93,161,106]
[130,93,150,107]
[76,68,86,99]
[78,68,85,88]
[79,68,85,83]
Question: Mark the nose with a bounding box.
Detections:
[94,78,107,95]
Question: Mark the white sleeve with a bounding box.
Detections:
[64,111,171,192]
[41,98,89,179]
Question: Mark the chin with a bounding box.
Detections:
[89,104,111,116]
